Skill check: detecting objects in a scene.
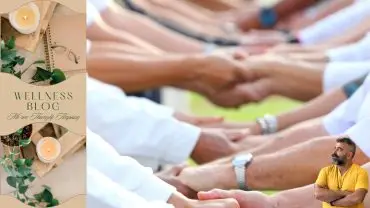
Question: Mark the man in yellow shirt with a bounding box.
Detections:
[315,137,368,208]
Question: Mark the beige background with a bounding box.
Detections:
[0,73,86,136]
[0,0,85,14]
[1,0,86,207]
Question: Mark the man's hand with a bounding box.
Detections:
[175,55,255,106]
[156,164,198,199]
[198,189,273,208]
[191,128,249,164]
[179,163,236,192]
[173,112,224,127]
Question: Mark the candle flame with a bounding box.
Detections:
[23,16,28,20]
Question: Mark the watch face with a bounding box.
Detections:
[232,153,253,167]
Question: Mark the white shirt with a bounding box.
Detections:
[323,74,370,157]
[87,78,201,169]
[87,129,175,208]
[87,128,175,202]
[298,0,370,45]
[323,62,370,92]
[326,32,370,62]
[88,0,112,13]
[87,166,174,208]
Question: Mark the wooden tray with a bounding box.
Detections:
[22,123,86,177]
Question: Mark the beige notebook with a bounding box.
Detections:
[44,14,86,73]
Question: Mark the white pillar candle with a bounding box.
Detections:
[8,2,41,35]
[36,137,61,164]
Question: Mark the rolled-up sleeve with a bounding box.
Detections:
[87,128,176,202]
[345,87,370,157]
[87,166,174,208]
[297,1,370,45]
[326,33,370,62]
[87,78,201,164]
[323,62,370,92]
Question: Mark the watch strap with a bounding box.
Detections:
[234,166,248,190]
[259,8,278,28]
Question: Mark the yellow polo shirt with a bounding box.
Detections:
[315,164,368,208]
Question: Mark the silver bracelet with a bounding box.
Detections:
[256,114,278,135]
[256,117,268,135]
[263,114,278,134]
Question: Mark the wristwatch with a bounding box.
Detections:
[232,153,254,190]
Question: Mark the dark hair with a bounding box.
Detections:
[336,137,356,158]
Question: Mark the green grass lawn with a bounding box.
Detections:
[188,93,302,195]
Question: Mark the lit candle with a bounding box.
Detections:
[8,2,40,35]
[36,137,61,163]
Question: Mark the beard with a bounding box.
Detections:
[332,153,346,166]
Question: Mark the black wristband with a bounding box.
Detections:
[342,75,367,98]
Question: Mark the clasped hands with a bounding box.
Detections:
[157,164,271,208]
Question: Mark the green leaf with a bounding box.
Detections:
[14,56,25,65]
[28,175,36,182]
[18,166,30,176]
[20,198,26,203]
[34,193,43,202]
[1,49,17,62]
[16,128,23,134]
[47,199,59,207]
[50,69,66,85]
[1,40,5,49]
[42,189,53,203]
[19,185,28,194]
[20,138,31,147]
[5,36,16,49]
[14,158,26,167]
[6,176,17,188]
[28,202,36,207]
[33,60,45,64]
[25,159,33,167]
[32,67,52,82]
[14,71,22,79]
[1,67,13,73]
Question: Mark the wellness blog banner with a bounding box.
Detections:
[0,0,86,207]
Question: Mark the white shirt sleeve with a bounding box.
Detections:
[88,0,112,13]
[324,74,370,135]
[87,166,174,208]
[86,2,99,28]
[326,33,370,62]
[87,78,201,164]
[297,1,370,45]
[323,62,370,92]
[125,96,175,118]
[87,128,176,202]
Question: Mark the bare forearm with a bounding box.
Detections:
[90,41,162,56]
[290,0,355,31]
[149,0,220,25]
[102,3,205,53]
[325,20,370,46]
[276,89,346,131]
[185,0,238,11]
[245,137,337,190]
[251,60,325,100]
[87,20,163,54]
[315,187,347,203]
[87,53,201,92]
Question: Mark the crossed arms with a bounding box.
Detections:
[315,185,367,206]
